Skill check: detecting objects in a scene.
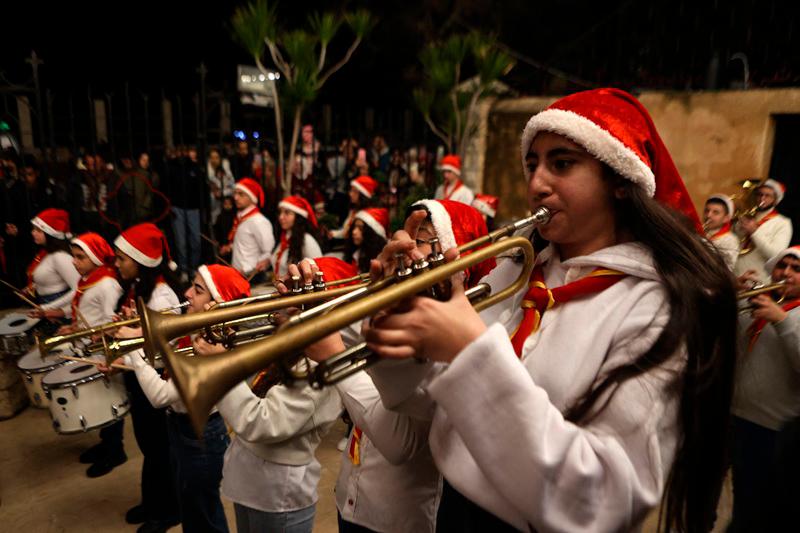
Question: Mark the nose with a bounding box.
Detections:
[527,163,552,202]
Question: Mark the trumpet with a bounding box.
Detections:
[737,279,788,313]
[37,302,190,359]
[140,207,551,436]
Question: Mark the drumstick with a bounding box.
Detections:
[74,307,90,330]
[201,233,220,247]
[58,354,133,371]
[0,278,44,311]
[201,233,234,267]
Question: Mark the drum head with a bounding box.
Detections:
[0,313,40,335]
[43,359,103,387]
[17,346,75,372]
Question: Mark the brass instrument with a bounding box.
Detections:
[37,302,190,359]
[730,178,765,255]
[737,279,788,314]
[140,207,551,436]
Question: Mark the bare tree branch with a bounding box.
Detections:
[317,43,327,74]
[423,113,452,151]
[316,37,361,88]
[256,57,286,185]
[265,39,292,82]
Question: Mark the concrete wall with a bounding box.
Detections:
[482,89,800,221]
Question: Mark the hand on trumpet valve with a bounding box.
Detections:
[368,210,428,282]
[364,248,486,364]
[748,294,787,322]
[736,270,761,292]
[193,335,226,356]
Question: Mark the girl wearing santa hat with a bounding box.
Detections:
[117,264,250,533]
[26,208,81,327]
[330,175,380,241]
[103,222,183,527]
[331,89,737,532]
[271,195,322,278]
[343,207,389,273]
[59,232,123,332]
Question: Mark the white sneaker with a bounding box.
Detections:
[336,437,348,452]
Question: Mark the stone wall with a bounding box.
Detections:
[482,89,800,221]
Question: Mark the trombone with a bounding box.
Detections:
[139,207,551,436]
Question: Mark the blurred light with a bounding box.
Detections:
[258,74,266,82]
[252,132,260,139]
[234,130,247,140]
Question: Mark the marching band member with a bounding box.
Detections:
[221,178,275,278]
[330,175,380,240]
[434,154,474,206]
[704,193,739,270]
[118,264,250,533]
[344,207,389,273]
[472,193,499,230]
[729,246,800,531]
[344,89,736,531]
[62,232,122,331]
[271,195,322,278]
[734,179,793,282]
[99,223,183,530]
[26,208,80,329]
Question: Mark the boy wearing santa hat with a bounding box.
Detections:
[704,193,739,270]
[434,154,474,206]
[735,179,793,282]
[222,177,275,278]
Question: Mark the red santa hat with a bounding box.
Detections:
[31,208,72,239]
[114,223,177,270]
[351,175,378,198]
[439,154,461,176]
[355,208,389,239]
[279,196,318,228]
[761,179,786,205]
[197,264,251,303]
[707,194,735,217]
[234,177,265,207]
[765,246,800,274]
[309,256,360,285]
[520,88,700,229]
[411,199,495,286]
[472,194,499,218]
[71,232,115,266]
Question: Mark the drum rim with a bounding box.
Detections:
[0,313,40,334]
[17,349,72,372]
[51,403,131,434]
[43,366,107,389]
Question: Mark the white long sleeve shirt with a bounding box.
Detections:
[735,210,793,281]
[33,251,81,316]
[706,230,740,271]
[123,282,180,371]
[231,206,276,276]
[733,306,800,431]
[335,372,440,533]
[271,233,323,278]
[369,241,684,532]
[434,181,475,205]
[217,367,342,513]
[76,276,123,327]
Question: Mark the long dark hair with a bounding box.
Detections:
[562,178,737,532]
[287,217,319,266]
[343,222,387,273]
[116,262,184,310]
[44,234,71,255]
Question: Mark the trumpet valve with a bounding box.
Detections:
[395,253,413,280]
[313,271,326,292]
[427,238,445,269]
[291,275,303,294]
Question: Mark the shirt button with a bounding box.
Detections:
[348,499,354,506]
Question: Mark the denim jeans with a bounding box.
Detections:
[167,412,230,533]
[233,502,315,533]
[171,207,201,273]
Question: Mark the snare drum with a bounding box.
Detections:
[16,346,73,408]
[0,313,41,356]
[43,361,130,434]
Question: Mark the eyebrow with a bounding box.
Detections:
[194,283,205,292]
[526,147,586,160]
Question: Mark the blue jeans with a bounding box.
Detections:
[233,502,315,533]
[171,207,201,273]
[167,412,230,533]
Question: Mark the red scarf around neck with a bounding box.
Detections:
[709,222,732,240]
[274,232,290,273]
[747,297,800,351]
[71,265,118,323]
[228,206,260,243]
[509,264,627,357]
[26,249,48,293]
[443,179,463,200]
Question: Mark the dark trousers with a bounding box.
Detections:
[99,418,124,453]
[436,480,520,532]
[337,512,378,533]
[167,411,229,533]
[124,371,179,523]
[728,416,779,532]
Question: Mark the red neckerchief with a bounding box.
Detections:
[747,297,800,351]
[71,265,117,322]
[709,222,732,240]
[26,249,47,293]
[274,231,290,272]
[228,206,260,243]
[509,264,627,357]
[741,210,779,252]
[443,179,463,200]
[348,426,364,465]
